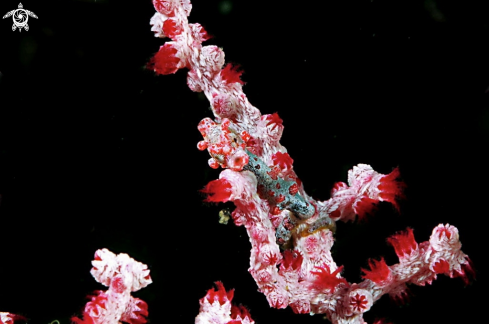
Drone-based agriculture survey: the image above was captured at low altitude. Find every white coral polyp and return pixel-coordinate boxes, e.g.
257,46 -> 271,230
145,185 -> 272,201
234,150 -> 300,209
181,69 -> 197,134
187,69 -> 203,92
426,224 -> 470,277
201,46 -> 225,74
91,248 -> 118,286
150,12 -> 168,38
212,93 -> 237,119
179,0 -> 192,16
429,224 -> 461,252
348,164 -> 383,198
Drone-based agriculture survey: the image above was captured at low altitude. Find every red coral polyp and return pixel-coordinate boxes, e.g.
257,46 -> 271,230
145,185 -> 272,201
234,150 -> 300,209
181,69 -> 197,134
201,178 -> 233,203
71,291 -> 108,324
387,228 -> 418,259
220,64 -> 244,85
163,18 -> 182,40
361,257 -> 391,285
265,112 -> 283,130
354,196 -> 378,221
377,167 -> 405,211
230,305 -> 252,321
281,250 -> 303,271
454,257 -> 476,286
432,259 -> 450,274
204,281 -> 234,306
148,43 -> 180,75
272,152 -> 294,170
122,298 -> 149,324
311,264 -> 347,292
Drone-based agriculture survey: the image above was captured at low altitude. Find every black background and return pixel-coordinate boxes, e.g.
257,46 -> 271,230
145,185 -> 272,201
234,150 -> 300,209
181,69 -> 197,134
0,1 -> 488,324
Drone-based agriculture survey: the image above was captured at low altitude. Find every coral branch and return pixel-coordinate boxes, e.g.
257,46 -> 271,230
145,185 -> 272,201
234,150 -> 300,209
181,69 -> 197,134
71,249 -> 152,324
147,1 -> 472,323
